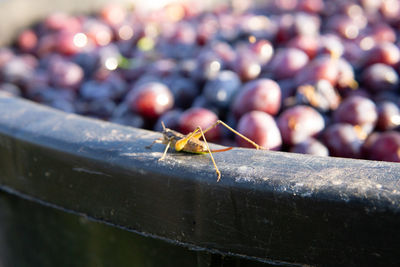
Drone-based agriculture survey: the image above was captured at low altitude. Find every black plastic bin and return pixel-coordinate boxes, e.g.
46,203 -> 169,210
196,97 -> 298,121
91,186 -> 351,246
1,1 -> 400,266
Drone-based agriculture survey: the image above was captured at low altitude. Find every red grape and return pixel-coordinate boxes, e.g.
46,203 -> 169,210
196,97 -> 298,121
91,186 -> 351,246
362,63 -> 399,92
333,95 -> 377,134
322,123 -> 363,159
237,111 -> 282,150
126,82 -> 174,119
287,35 -> 319,59
376,101 -> 400,131
367,131 -> 400,162
179,107 -> 220,141
269,48 -> 309,80
278,105 -> 325,145
295,55 -> 339,86
232,78 -> 281,119
365,42 -> 400,66
17,29 -> 38,52
290,138 -> 329,156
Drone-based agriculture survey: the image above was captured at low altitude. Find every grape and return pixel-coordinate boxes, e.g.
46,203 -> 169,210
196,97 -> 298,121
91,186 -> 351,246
297,0 -> 324,13
361,63 -> 399,92
193,51 -> 223,81
125,82 -> 174,119
211,41 -> 236,66
322,123 -> 363,158
179,107 -> 220,141
294,55 -> 339,86
236,111 -> 282,150
72,51 -> 99,77
100,4 -> 127,26
326,15 -> 360,40
83,18 -> 113,47
287,35 -> 319,59
0,83 -> 22,97
0,56 -> 36,85
333,95 -> 378,134
370,23 -> 396,43
318,34 -> 344,58
56,31 -> 85,55
48,58 -> 84,89
147,59 -> 177,78
277,105 -> 325,145
154,109 -> 183,132
167,76 -> 199,109
111,103 -> 145,128
232,78 -> 281,119
376,101 -> 400,131
0,48 -> 14,68
232,49 -> 261,81
203,70 -> 241,109
44,12 -> 81,33
85,99 -> 116,119
365,42 -> 400,66
249,39 -> 274,65
290,138 -> 329,156
268,48 -> 309,80
367,131 -> 400,162
17,29 -> 38,52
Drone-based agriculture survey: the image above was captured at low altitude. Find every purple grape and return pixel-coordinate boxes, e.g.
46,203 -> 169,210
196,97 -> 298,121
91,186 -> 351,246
365,42 -> 400,67
111,103 -> 145,128
290,138 -> 329,156
237,111 -> 282,150
0,83 -> 22,97
48,58 -> 84,89
294,55 -> 339,86
322,123 -> 363,159
278,105 -> 325,145
376,101 -> 400,131
233,49 -> 261,81
154,109 -> 183,132
179,107 -> 220,141
203,70 -> 241,109
362,63 -> 399,92
232,78 -> 281,119
333,95 -> 378,134
367,131 -> 400,162
268,48 -> 309,80
166,76 -> 199,109
0,56 -> 36,85
125,82 -> 174,119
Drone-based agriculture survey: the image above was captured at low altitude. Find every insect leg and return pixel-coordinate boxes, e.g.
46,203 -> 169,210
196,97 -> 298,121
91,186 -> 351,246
146,138 -> 163,149
192,120 -> 229,140
159,141 -> 171,161
213,120 -> 266,150
175,128 -> 201,151
197,126 -> 221,182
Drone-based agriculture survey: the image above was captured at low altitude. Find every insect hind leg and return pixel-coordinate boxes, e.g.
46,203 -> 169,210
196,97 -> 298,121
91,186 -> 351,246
208,120 -> 266,150
196,126 -> 221,182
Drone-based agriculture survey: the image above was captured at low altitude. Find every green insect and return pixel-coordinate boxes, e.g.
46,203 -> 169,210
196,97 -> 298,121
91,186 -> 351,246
146,120 -> 265,181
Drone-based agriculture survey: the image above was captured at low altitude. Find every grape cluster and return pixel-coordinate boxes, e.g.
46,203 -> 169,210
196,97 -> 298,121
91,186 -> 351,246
1,0 -> 400,162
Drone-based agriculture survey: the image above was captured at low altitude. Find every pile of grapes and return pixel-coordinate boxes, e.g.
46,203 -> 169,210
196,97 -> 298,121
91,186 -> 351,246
1,0 -> 400,162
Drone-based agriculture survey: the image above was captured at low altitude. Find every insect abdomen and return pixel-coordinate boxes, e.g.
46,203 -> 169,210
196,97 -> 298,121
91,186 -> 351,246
182,140 -> 208,154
